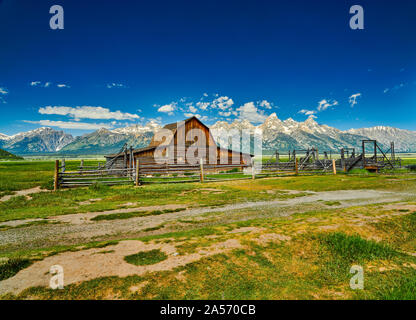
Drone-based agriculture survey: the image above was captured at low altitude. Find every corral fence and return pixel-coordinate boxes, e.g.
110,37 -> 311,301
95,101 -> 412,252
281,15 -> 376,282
54,160 -> 135,189
53,157 -> 345,190
259,158 -> 338,177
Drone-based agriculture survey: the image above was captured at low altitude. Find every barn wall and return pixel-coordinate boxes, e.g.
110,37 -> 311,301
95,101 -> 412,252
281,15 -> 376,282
105,156 -> 128,169
174,118 -> 216,147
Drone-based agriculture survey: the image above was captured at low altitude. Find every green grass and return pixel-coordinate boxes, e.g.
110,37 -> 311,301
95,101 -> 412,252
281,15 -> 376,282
372,212 -> 416,252
91,211 -> 149,221
160,208 -> 187,213
318,232 -> 399,262
314,232 -> 402,286
371,271 -> 416,299
0,159 -> 415,224
4,203 -> 416,300
401,158 -> 416,166
140,226 -> 222,242
143,224 -> 165,232
323,201 -> 341,206
0,170 -> 415,222
90,208 -> 187,221
0,160 -> 101,193
124,249 -> 168,266
0,258 -> 32,281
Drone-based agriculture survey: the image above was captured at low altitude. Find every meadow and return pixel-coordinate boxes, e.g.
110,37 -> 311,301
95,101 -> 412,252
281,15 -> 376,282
1,161 -> 415,222
2,201 -> 416,300
0,158 -> 416,300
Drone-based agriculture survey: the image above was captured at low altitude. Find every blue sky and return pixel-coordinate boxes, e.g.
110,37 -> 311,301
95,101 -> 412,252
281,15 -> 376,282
0,0 -> 415,136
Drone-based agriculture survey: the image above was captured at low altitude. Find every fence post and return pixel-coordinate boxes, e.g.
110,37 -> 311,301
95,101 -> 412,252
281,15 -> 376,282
80,159 -> 84,169
199,158 -> 204,183
332,159 -> 337,175
295,158 -> 299,175
62,159 -> 66,173
54,160 -> 59,191
251,163 -> 255,180
135,159 -> 140,187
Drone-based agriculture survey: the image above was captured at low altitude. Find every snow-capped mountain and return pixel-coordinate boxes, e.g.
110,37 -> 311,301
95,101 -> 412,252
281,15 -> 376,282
211,114 -> 406,152
0,116 -> 414,155
347,126 -> 416,153
112,120 -> 162,135
0,127 -> 74,154
59,123 -> 157,155
0,133 -> 10,141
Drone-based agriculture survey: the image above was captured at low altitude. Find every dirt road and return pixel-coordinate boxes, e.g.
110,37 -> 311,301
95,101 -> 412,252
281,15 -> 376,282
0,189 -> 411,251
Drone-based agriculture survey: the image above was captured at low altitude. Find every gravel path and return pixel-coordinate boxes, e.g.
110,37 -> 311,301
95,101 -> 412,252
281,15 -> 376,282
0,189 -> 410,251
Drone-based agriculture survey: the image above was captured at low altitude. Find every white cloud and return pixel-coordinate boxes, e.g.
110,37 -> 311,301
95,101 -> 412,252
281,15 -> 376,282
348,93 -> 361,107
148,117 -> 162,125
236,102 -> 267,123
57,83 -> 71,88
39,106 -> 140,120
196,101 -> 210,111
203,93 -> 208,97
189,105 -> 197,113
157,103 -> 176,115
259,100 -> 273,109
0,87 -> 8,103
24,120 -> 113,130
383,88 -> 389,94
317,99 -> 338,111
194,95 -> 234,111
212,96 -> 234,110
219,111 -> 231,117
106,83 -> 127,89
297,98 -> 339,118
298,109 -> 317,116
30,81 -> 55,88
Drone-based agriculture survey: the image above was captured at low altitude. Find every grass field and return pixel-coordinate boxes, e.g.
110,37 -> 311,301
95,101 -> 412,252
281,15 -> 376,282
2,203 -> 416,299
1,166 -> 415,222
0,160 -> 102,194
0,159 -> 415,300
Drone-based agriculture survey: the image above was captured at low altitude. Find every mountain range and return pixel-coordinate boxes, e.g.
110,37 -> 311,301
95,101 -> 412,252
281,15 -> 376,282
0,127 -> 74,155
0,114 -> 415,155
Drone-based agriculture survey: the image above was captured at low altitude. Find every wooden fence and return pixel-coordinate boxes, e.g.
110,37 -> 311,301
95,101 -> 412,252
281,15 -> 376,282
54,158 -> 341,190
55,160 -> 134,189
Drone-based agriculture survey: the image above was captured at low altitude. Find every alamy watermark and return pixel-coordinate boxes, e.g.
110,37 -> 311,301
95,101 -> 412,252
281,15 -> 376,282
349,265 -> 364,290
350,5 -> 364,30
49,5 -> 64,30
49,5 -> 364,31
49,265 -> 64,290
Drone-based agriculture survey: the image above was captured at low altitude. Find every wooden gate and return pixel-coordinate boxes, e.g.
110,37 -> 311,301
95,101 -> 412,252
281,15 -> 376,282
54,160 -> 134,189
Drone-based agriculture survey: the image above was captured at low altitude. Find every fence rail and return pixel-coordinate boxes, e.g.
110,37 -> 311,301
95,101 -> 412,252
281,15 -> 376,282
53,156 -> 368,190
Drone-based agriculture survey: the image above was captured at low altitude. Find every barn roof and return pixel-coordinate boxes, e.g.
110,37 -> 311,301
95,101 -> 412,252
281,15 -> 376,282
133,145 -> 156,154
161,116 -> 208,136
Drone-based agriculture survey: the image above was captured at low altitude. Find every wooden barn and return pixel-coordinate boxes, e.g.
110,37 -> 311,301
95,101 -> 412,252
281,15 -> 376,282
105,116 -> 253,169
